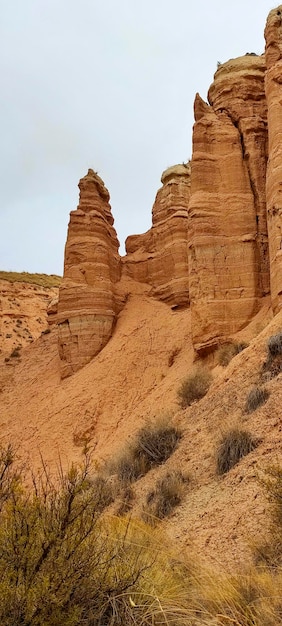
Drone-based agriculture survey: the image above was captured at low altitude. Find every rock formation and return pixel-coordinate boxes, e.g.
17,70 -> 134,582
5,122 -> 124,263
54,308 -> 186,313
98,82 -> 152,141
123,163 -> 191,307
188,55 -> 269,352
57,169 -> 120,378
265,6 -> 282,313
56,6 -> 282,376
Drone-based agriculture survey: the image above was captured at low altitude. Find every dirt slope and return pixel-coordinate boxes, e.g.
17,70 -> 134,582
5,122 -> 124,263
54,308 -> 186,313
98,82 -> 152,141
0,275 -> 59,358
0,286 -> 280,571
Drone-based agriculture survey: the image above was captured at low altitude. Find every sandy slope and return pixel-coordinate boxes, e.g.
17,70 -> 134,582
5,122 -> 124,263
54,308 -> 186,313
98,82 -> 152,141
0,289 -> 281,570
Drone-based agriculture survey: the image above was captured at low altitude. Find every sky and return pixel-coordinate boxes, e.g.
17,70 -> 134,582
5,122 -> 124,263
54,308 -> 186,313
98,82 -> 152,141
0,0 -> 275,275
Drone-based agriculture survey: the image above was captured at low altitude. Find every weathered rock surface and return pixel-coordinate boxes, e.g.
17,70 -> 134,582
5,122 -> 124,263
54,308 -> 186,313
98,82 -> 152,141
57,169 -> 121,378
188,55 -> 269,352
56,7 -> 282,371
265,6 -> 282,313
123,163 -> 191,306
0,278 -> 58,358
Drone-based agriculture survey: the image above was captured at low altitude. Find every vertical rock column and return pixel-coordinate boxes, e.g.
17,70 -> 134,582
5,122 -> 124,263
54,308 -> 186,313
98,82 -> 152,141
265,6 -> 282,313
188,90 -> 262,353
57,169 -> 121,378
124,164 -> 191,306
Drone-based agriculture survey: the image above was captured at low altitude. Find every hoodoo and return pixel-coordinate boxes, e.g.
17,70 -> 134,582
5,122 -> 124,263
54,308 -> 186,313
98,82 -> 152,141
56,169 -> 120,378
55,6 -> 282,376
123,163 -> 191,307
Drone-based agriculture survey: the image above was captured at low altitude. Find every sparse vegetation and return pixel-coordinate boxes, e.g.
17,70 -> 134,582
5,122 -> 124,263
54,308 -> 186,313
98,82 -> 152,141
110,419 -> 182,484
116,485 -> 135,516
0,446 -> 282,624
267,331 -> 282,357
0,445 -> 191,626
217,341 -> 248,367
262,331 -> 282,380
177,366 -> 212,408
244,385 -> 270,414
216,428 -> 259,475
256,465 -> 282,568
142,470 -> 189,525
0,271 -> 61,288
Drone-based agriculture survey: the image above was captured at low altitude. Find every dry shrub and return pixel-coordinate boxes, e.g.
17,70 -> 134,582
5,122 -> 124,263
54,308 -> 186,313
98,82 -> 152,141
244,386 -> 270,414
255,465 -> 282,568
89,473 -> 115,512
177,366 -> 212,408
262,331 -> 282,380
268,332 -> 282,357
0,445 -> 192,626
116,485 -> 135,516
216,428 -> 259,475
217,341 -> 248,367
111,419 -> 182,484
142,470 -> 189,525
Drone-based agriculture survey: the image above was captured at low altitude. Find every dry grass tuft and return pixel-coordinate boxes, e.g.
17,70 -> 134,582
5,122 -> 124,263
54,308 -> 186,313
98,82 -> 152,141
142,470 -> 189,525
217,341 -> 248,367
109,418 -> 182,484
177,366 -> 212,408
255,465 -> 282,568
216,428 -> 259,475
0,271 -> 61,288
262,331 -> 282,380
244,385 -> 270,414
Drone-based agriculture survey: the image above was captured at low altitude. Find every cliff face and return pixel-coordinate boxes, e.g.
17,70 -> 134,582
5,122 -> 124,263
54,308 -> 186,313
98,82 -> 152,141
57,169 -> 121,378
56,6 -> 282,376
188,55 -> 269,352
123,163 -> 191,307
265,6 -> 282,314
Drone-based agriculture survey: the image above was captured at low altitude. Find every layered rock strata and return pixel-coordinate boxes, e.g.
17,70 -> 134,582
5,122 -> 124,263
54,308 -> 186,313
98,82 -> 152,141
123,163 -> 191,307
57,169 -> 121,378
265,6 -> 282,313
188,55 -> 269,352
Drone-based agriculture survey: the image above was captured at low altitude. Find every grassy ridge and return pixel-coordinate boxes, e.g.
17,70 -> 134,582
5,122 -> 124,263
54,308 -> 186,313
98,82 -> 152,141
0,271 -> 61,288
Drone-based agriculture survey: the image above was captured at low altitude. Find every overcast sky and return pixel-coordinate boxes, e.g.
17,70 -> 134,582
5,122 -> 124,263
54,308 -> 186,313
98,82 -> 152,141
0,0 -> 275,275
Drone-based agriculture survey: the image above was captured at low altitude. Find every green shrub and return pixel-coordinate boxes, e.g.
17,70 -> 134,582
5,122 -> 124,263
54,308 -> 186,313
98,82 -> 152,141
110,419 -> 182,484
142,470 -> 189,524
244,386 -> 270,414
177,366 -> 212,408
216,429 -> 259,475
217,342 -> 248,367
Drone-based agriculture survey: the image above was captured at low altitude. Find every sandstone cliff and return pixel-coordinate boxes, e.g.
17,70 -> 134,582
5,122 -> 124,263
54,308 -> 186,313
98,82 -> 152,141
57,169 -> 121,378
265,6 -> 282,314
188,55 -> 269,353
55,6 -> 282,374
123,163 -> 191,307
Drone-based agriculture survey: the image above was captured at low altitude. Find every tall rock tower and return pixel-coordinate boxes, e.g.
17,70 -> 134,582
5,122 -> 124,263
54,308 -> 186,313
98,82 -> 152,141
57,169 -> 121,378
188,54 -> 269,353
265,6 -> 282,313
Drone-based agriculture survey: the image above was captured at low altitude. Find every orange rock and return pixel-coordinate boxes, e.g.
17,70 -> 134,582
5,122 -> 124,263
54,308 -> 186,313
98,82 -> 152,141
189,55 -> 269,352
57,169 -> 121,378
265,6 -> 282,313
123,163 -> 191,307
